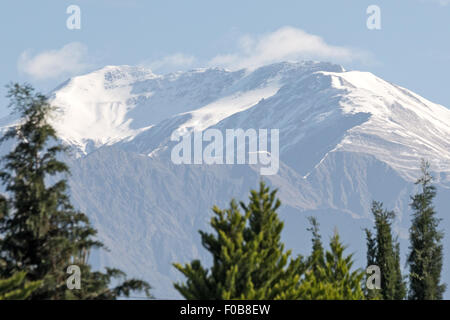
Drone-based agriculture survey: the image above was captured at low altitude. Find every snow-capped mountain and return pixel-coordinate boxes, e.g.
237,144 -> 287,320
50,62 -> 450,180
2,61 -> 450,298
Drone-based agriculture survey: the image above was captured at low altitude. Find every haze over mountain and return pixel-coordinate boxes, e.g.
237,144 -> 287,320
2,61 -> 450,298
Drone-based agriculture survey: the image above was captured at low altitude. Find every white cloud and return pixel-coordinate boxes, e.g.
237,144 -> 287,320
141,53 -> 196,73
208,26 -> 368,70
18,42 -> 90,80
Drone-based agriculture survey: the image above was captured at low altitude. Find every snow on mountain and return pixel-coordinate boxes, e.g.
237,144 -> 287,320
49,65 -> 158,153
210,68 -> 450,182
48,61 -> 344,154
1,61 -> 450,298
329,71 -> 450,180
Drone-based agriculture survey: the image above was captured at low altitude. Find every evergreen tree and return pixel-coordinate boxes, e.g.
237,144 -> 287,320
0,272 -> 41,300
407,160 -> 445,300
365,229 -> 377,268
174,181 -> 304,299
364,201 -> 406,300
393,242 -> 405,299
0,83 -> 150,299
306,216 -> 325,277
300,223 -> 365,300
363,229 -> 381,299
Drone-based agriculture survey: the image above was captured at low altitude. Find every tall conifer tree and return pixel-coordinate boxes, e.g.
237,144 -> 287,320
364,201 -> 405,300
407,160 -> 445,300
364,229 -> 382,299
0,84 -> 150,299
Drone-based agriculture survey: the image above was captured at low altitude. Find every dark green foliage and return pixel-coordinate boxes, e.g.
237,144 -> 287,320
365,229 -> 377,267
174,181 -> 304,299
0,84 -> 150,299
364,229 -> 381,299
407,160 -> 445,300
306,217 -> 325,278
64,267 -> 151,300
364,201 -> 406,300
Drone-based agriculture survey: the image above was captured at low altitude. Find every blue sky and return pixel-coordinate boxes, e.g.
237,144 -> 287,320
1,0 -> 449,117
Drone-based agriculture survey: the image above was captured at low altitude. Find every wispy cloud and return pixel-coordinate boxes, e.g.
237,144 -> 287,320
17,42 -> 91,80
208,26 -> 369,71
21,27 -> 369,80
140,53 -> 196,73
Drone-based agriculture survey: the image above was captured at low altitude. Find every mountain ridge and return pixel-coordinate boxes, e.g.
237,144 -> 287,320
45,61 -> 450,183
1,61 -> 449,298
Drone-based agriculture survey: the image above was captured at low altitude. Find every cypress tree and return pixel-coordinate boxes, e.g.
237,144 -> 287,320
174,181 -> 304,299
364,229 -> 382,299
365,201 -> 406,300
393,242 -> 405,299
0,83 -> 150,299
407,160 -> 445,300
365,229 -> 377,268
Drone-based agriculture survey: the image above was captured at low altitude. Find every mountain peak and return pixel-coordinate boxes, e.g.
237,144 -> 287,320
49,61 -> 450,169
3,61 -> 449,173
